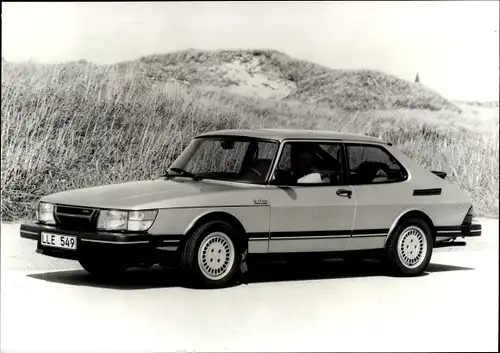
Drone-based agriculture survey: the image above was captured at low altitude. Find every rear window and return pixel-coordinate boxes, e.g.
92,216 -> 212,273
346,144 -> 407,184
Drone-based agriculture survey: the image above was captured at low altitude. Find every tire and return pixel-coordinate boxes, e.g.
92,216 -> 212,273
181,220 -> 243,288
79,257 -> 128,280
384,217 -> 434,276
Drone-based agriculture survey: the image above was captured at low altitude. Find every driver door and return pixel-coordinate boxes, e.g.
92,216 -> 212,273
267,141 -> 356,253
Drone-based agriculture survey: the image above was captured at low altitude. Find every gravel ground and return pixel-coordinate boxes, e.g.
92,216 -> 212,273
1,218 -> 498,352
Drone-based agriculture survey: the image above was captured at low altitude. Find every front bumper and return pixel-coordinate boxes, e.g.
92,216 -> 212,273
20,222 -> 180,265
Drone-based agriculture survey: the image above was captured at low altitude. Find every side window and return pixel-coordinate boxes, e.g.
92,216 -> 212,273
346,144 -> 407,185
274,142 -> 344,185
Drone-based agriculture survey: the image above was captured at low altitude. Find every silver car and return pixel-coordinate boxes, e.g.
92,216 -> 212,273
20,129 -> 482,288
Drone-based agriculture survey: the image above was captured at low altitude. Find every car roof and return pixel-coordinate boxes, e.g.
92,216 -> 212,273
196,128 -> 387,144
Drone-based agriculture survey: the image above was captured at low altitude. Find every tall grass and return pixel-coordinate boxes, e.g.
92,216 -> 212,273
1,61 -> 498,221
1,62 -> 250,220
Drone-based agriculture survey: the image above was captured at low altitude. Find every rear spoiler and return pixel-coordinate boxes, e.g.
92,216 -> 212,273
431,171 -> 447,179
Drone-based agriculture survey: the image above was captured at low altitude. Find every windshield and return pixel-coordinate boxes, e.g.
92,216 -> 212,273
168,137 -> 279,183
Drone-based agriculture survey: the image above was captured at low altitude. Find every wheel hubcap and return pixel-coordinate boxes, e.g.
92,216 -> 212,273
397,226 -> 428,269
198,232 -> 235,280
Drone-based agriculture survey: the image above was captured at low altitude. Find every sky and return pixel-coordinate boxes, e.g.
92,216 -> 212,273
2,1 -> 499,102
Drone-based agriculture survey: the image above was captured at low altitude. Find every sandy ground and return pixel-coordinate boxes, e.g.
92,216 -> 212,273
1,218 -> 498,352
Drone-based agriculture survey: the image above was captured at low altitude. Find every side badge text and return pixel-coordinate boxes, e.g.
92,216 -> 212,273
253,198 -> 269,205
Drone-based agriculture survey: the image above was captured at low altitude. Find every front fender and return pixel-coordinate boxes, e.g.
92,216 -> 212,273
148,205 -> 270,239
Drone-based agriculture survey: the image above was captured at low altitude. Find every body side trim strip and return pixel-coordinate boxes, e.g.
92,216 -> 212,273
269,230 -> 351,238
157,246 -> 178,251
247,228 -> 389,239
352,228 -> 389,235
80,239 -> 150,244
270,235 -> 351,240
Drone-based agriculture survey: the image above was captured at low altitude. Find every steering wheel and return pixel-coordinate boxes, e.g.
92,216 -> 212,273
249,167 -> 262,177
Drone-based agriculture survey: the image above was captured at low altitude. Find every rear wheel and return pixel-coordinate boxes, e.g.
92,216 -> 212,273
385,218 -> 433,276
181,220 -> 242,288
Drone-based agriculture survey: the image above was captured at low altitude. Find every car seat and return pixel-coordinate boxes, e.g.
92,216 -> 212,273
356,161 -> 389,183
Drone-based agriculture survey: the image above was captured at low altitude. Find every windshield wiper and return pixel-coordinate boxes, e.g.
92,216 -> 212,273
163,167 -> 203,181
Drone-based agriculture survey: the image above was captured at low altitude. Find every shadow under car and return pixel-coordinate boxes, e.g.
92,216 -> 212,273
27,258 -> 475,290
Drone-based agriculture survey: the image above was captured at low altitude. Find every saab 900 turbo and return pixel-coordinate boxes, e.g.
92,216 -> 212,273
20,129 -> 481,288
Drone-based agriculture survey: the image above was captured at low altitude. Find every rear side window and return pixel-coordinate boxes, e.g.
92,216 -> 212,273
346,144 -> 407,184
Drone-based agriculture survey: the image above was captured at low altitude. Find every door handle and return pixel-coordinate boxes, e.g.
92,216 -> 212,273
336,189 -> 352,198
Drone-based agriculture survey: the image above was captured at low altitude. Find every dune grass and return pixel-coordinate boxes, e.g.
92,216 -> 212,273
1,60 -> 498,221
1,62 -> 251,220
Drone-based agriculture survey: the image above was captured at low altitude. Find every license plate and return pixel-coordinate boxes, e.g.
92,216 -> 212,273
41,232 -> 77,250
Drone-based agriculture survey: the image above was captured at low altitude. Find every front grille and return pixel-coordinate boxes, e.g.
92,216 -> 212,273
54,205 -> 98,231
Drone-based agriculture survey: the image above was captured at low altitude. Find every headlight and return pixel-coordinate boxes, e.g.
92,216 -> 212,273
128,210 -> 158,231
37,202 -> 55,225
97,209 -> 158,232
97,210 -> 128,231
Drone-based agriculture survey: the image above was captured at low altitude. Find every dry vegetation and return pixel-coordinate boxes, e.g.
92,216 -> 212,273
135,49 -> 460,112
1,49 -> 498,221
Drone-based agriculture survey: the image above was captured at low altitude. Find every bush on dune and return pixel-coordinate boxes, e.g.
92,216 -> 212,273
134,49 -> 460,112
287,69 -> 460,112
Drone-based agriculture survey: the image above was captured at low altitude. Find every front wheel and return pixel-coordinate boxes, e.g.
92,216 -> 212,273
385,218 -> 434,276
181,220 -> 242,288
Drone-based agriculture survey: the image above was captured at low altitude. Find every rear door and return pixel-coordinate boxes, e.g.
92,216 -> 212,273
267,140 -> 356,253
344,142 -> 410,251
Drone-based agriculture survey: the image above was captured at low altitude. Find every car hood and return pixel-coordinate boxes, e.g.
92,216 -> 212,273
41,178 -> 255,209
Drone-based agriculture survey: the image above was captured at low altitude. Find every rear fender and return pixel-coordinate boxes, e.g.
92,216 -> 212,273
384,208 -> 436,247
